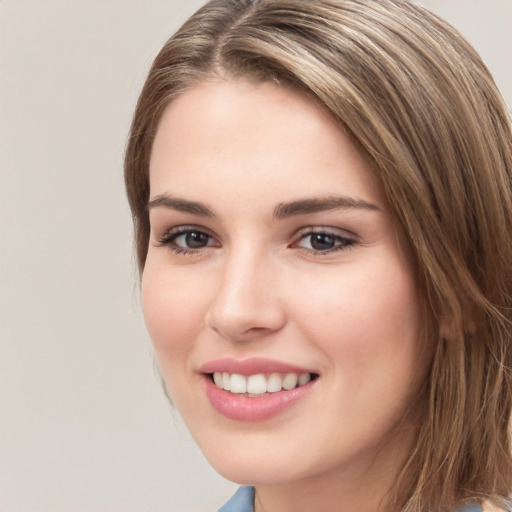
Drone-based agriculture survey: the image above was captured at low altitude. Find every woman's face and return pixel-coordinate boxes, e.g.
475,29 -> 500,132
143,80 -> 431,487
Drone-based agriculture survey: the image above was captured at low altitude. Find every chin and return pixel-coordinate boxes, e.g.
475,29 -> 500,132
210,458 -> 300,487
192,432 -> 298,485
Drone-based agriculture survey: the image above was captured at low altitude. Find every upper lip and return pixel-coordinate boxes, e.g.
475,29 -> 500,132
199,357 -> 315,376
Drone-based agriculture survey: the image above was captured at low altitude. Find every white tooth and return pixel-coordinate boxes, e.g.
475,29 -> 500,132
266,373 -> 282,393
230,374 -> 247,394
247,374 -> 267,394
213,372 -> 223,388
298,373 -> 311,386
282,373 -> 299,390
222,372 -> 231,391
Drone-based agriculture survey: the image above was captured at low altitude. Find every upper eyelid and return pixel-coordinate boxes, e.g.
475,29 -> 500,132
293,225 -> 359,240
156,224 -> 216,239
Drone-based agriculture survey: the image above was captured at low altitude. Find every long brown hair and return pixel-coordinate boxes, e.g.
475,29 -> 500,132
124,1 -> 512,510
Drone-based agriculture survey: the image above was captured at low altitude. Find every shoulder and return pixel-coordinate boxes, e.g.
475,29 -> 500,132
461,502 -> 511,512
481,502 -> 510,512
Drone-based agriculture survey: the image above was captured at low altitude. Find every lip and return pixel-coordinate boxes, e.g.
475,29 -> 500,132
199,357 -> 318,422
199,357 -> 314,376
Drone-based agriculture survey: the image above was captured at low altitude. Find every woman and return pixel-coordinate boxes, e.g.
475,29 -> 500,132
124,0 -> 512,510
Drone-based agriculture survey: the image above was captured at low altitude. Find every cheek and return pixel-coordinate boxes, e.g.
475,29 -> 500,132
293,255 -> 424,387
141,262 -> 209,374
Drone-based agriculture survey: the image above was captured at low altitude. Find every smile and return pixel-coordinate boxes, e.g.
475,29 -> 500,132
211,372 -> 313,396
199,358 -> 319,422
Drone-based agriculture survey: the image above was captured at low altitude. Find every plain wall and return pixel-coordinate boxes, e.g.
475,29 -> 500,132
0,1 -> 510,511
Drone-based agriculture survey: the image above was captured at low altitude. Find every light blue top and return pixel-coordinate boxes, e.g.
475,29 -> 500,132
217,487 -> 485,512
218,486 -> 254,512
218,487 -> 254,512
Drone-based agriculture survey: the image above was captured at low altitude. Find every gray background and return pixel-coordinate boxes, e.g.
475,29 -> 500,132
1,1 -> 510,511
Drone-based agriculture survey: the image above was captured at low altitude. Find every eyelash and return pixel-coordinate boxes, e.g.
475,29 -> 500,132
156,226 -> 357,256
293,229 -> 356,255
157,227 -> 217,256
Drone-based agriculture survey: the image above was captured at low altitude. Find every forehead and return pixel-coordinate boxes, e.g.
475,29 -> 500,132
149,79 -> 383,209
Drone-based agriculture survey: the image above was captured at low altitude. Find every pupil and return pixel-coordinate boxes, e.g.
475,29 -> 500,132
186,232 -> 208,248
311,233 -> 335,251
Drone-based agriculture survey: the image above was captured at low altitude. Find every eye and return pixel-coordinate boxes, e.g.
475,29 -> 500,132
174,231 -> 211,249
294,230 -> 356,254
157,227 -> 218,254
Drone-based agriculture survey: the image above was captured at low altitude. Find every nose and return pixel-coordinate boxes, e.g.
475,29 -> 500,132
205,247 -> 286,342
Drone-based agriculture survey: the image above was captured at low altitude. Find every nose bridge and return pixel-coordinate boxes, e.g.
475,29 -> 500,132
206,241 -> 284,341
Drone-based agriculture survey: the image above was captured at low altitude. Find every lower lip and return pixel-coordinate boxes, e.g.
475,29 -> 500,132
202,375 -> 315,422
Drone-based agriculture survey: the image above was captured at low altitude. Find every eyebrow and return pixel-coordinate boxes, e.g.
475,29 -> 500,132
273,196 -> 380,219
146,194 -> 379,219
147,194 -> 215,217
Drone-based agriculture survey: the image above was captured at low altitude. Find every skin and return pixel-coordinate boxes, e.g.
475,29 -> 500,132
142,79 -> 433,512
